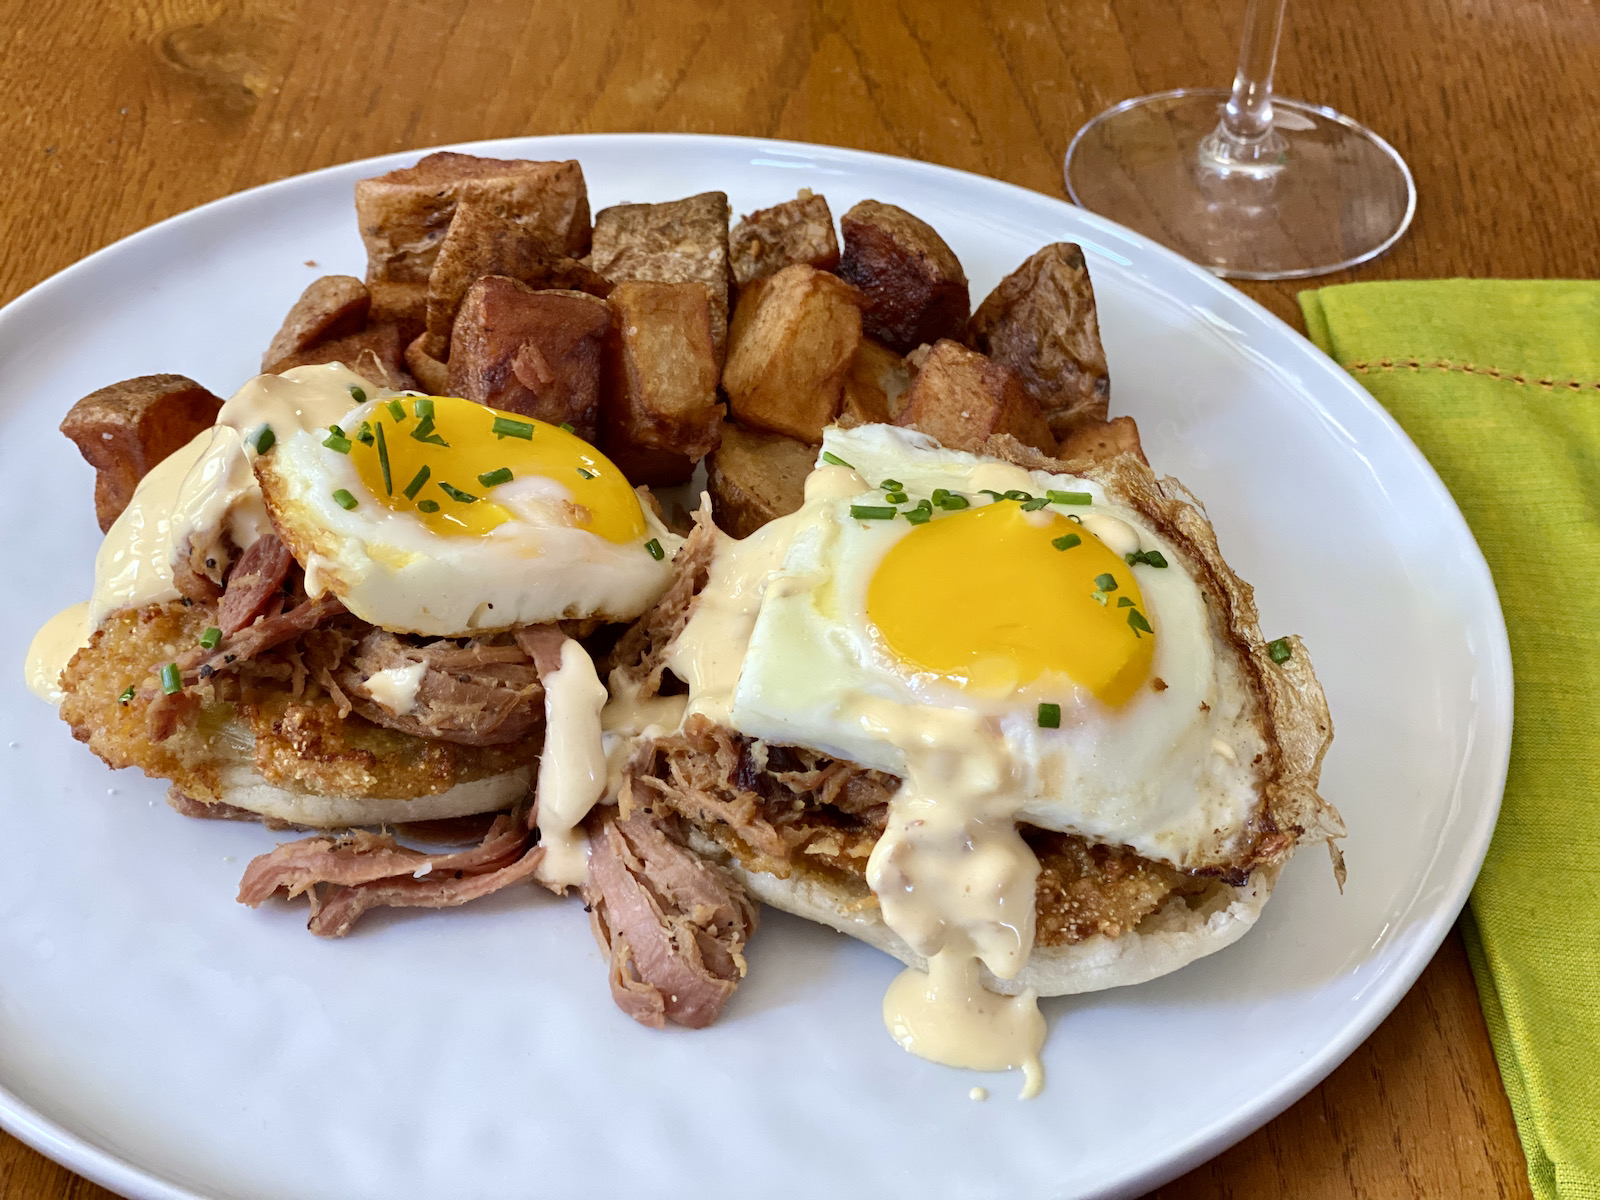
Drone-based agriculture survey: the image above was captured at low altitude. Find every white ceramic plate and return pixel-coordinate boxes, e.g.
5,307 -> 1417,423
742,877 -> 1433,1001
0,135 -> 1510,1200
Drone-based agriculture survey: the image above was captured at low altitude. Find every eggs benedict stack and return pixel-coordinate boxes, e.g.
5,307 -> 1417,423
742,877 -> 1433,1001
600,423 -> 1343,1093
52,363 -> 678,908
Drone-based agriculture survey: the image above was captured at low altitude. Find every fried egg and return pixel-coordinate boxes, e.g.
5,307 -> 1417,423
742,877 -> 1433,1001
674,423 -> 1266,873
255,384 -> 680,635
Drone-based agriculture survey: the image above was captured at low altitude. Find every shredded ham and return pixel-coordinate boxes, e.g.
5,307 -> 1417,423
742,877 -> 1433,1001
237,806 -> 543,936
218,534 -> 294,635
582,807 -> 757,1029
334,629 -> 545,746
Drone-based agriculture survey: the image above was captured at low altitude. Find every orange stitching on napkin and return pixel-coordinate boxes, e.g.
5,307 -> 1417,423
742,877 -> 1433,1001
1343,358 -> 1600,392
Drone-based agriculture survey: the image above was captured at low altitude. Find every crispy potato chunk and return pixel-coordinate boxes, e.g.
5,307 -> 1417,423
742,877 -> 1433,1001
368,279 -> 429,345
424,200 -> 612,359
1055,414 -> 1146,466
894,339 -> 1055,454
706,423 -> 816,537
61,374 -> 223,532
447,275 -> 612,441
722,265 -> 863,444
840,337 -> 911,425
600,281 -> 722,486
729,190 -> 839,287
356,152 -> 591,284
260,275 -> 370,371
266,324 -> 414,391
970,242 -> 1110,438
836,200 -> 969,354
587,192 -> 732,364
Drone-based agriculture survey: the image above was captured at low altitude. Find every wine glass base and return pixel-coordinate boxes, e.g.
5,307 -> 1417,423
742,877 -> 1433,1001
1064,89 -> 1416,280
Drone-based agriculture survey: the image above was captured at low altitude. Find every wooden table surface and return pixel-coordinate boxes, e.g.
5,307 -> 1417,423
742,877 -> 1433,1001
4,0 -> 1596,1196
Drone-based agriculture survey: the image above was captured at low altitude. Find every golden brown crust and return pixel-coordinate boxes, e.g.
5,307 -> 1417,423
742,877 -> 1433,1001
261,276 -> 371,371
704,422 -> 814,538
729,191 -> 839,287
59,602 -> 539,804
894,339 -> 1056,455
837,200 -> 969,354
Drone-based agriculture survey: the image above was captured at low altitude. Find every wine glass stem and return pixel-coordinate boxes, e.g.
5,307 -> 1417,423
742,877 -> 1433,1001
1221,0 -> 1288,144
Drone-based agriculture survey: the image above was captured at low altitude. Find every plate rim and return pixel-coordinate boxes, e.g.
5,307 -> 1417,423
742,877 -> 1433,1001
0,131 -> 1514,1200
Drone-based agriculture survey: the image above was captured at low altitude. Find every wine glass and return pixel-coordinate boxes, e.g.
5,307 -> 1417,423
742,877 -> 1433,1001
1063,0 -> 1415,280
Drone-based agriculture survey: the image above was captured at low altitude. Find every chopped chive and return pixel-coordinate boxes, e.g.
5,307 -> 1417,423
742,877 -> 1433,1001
559,422 -> 576,434
349,385 -> 367,403
386,399 -> 406,422
1020,496 -> 1050,511
492,416 -> 536,440
880,479 -> 903,490
1047,490 -> 1092,505
1127,549 -> 1169,569
645,538 -> 665,561
403,465 -> 430,500
412,396 -> 434,420
198,626 -> 222,650
902,499 -> 933,525
821,451 -> 853,468
329,424 -> 346,438
1003,489 -> 1032,501
477,466 -> 513,488
1267,637 -> 1292,664
159,662 -> 181,695
978,489 -> 1005,501
1067,513 -> 1083,524
375,422 -> 392,494
1037,702 -> 1061,729
356,421 -> 374,446
577,468 -> 595,480
416,499 -> 440,513
850,504 -> 896,520
438,481 -> 478,504
936,492 -> 970,511
410,414 -> 448,446
884,491 -> 909,505
247,424 -> 275,454
1117,596 -> 1134,608
322,432 -> 352,453
1091,590 -> 1109,606
117,684 -> 134,705
1128,609 -> 1154,637
1052,533 -> 1081,550
332,488 -> 359,510
1094,573 -> 1118,592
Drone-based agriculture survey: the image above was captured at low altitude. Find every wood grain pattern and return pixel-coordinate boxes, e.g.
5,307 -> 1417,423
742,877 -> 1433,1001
4,0 -> 1589,1195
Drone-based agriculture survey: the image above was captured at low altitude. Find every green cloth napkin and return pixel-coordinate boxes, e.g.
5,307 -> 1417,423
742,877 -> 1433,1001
1301,281 -> 1600,1200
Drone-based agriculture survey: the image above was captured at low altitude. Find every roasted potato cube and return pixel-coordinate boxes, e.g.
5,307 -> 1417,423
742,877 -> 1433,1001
61,375 -> 223,532
368,279 -> 429,345
840,337 -> 911,425
261,275 -> 370,370
600,281 -> 722,485
424,201 -> 612,359
722,265 -> 862,444
356,152 -> 591,284
1055,415 -> 1146,466
969,242 -> 1110,438
266,323 -> 415,391
587,192 -> 731,364
894,339 -> 1055,455
447,276 -> 612,441
729,190 -> 839,287
836,200 -> 969,354
706,423 -> 816,538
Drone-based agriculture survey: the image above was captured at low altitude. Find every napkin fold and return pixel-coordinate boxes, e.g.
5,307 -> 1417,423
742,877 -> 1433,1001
1301,281 -> 1600,1200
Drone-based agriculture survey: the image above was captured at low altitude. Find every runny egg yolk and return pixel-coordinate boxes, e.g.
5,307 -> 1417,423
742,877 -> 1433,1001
349,396 -> 645,544
865,501 -> 1155,708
